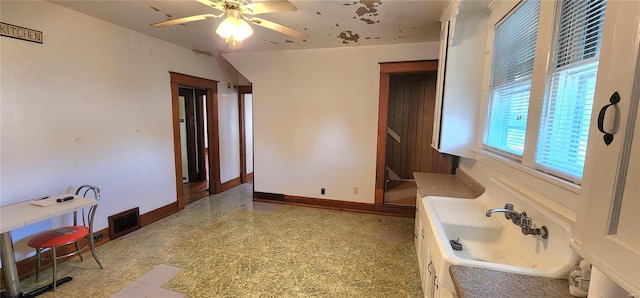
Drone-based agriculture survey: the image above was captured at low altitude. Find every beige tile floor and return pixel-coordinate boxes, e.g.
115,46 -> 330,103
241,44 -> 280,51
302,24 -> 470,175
19,183 -> 423,297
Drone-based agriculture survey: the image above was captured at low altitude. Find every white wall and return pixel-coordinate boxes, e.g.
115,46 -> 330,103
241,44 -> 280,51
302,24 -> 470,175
224,42 -> 439,203
245,94 -> 254,174
0,0 -> 241,260
218,90 -> 240,183
458,156 -> 580,222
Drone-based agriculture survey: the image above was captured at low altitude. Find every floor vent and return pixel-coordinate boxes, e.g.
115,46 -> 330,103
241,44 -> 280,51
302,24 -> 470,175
108,207 -> 141,240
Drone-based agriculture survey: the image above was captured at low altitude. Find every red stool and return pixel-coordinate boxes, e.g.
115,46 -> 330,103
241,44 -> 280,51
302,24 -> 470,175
27,185 -> 104,291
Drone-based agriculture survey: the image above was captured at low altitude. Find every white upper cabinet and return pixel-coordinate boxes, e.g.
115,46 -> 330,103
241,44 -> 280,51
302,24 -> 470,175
574,0 -> 640,295
432,0 -> 491,159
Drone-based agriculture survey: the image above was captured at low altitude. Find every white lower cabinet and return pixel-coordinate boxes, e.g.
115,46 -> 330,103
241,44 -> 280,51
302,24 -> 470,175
415,193 -> 454,298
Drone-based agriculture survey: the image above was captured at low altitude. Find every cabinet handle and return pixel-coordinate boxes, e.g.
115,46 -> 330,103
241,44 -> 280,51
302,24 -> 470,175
434,275 -> 439,290
427,260 -> 433,275
421,229 -> 425,238
597,91 -> 620,145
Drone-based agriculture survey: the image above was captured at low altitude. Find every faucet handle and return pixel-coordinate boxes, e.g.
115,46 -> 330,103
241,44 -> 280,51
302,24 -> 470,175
503,203 -> 514,220
521,215 -> 532,227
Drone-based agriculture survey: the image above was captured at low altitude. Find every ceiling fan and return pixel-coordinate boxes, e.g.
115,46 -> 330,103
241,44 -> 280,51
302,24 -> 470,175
150,0 -> 309,49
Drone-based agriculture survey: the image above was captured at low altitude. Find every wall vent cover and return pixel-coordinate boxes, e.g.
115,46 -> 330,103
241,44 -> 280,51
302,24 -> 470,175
108,207 -> 141,240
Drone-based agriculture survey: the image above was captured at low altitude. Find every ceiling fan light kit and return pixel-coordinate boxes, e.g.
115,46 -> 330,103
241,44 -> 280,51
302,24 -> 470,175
150,0 -> 308,50
216,9 -> 253,47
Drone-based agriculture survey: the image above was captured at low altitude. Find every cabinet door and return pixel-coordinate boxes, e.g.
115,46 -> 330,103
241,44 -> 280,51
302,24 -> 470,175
432,7 -> 489,158
432,20 -> 450,151
578,1 -> 640,294
424,254 -> 434,297
415,191 -> 422,249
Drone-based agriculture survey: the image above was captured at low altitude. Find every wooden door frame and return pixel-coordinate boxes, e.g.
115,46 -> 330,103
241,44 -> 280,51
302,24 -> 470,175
170,72 -> 220,210
238,85 -> 252,183
374,60 -> 439,205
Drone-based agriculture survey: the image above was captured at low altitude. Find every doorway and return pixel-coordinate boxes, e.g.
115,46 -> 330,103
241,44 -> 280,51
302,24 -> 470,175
375,61 -> 454,207
170,72 -> 220,210
238,86 -> 254,184
179,87 -> 209,203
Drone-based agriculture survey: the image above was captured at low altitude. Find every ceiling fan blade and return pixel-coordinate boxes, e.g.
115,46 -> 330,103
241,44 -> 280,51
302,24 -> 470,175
194,0 -> 226,12
242,1 -> 297,15
250,17 -> 308,40
150,14 -> 217,28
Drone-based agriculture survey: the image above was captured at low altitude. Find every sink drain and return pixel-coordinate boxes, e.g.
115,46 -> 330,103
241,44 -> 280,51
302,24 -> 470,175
450,238 -> 463,251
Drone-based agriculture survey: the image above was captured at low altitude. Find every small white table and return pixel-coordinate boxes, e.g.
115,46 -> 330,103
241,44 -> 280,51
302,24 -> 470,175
0,195 -> 98,298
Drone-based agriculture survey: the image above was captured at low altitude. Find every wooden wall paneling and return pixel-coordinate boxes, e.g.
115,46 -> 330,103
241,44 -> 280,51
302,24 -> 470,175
422,73 -> 436,172
399,77 -> 409,178
407,75 -> 421,178
415,75 -> 427,173
387,73 -> 450,178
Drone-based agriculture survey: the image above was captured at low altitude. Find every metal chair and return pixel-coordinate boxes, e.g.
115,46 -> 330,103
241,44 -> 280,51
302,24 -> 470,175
27,185 -> 104,291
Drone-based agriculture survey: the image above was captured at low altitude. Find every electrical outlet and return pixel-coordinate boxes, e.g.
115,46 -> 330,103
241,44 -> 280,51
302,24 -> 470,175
353,187 -> 358,194
93,233 -> 103,242
321,188 -> 326,195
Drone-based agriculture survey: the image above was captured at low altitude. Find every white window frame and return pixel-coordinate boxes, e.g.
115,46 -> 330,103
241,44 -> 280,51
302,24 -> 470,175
476,0 -> 587,192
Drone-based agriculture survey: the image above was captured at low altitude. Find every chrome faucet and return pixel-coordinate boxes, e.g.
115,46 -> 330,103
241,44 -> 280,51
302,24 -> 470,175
486,203 -> 549,239
486,203 -> 522,225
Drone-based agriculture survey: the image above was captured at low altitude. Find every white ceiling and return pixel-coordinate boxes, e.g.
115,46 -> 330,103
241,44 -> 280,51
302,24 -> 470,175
52,0 -> 447,55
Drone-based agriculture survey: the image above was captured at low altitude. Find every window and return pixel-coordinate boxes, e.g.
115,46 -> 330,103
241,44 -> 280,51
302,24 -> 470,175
484,0 -> 540,157
483,0 -> 607,184
535,0 -> 606,183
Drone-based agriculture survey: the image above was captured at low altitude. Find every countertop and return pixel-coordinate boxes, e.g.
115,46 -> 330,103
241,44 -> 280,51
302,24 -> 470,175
413,171 -> 483,199
449,265 -> 574,298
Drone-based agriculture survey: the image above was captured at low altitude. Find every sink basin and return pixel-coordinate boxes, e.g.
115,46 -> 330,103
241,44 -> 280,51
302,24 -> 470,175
422,179 -> 579,294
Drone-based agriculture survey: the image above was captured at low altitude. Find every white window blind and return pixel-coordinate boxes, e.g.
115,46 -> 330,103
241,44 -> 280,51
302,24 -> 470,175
535,0 -> 606,183
484,0 -> 541,157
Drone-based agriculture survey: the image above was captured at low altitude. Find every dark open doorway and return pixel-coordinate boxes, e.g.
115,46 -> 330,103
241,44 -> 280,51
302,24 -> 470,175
170,72 -> 220,210
375,61 -> 455,208
179,87 -> 209,203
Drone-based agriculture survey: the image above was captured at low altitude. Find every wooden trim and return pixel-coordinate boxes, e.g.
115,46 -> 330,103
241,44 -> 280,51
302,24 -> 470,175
169,81 -> 184,209
253,191 -> 285,201
246,172 -> 254,183
375,60 -> 439,205
375,72 -> 391,205
207,85 -> 221,194
238,85 -> 252,94
252,192 -> 414,217
169,72 -> 219,206
1,201 -> 181,287
219,177 -> 242,192
278,195 -> 415,217
379,60 -> 438,74
140,202 -> 179,226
